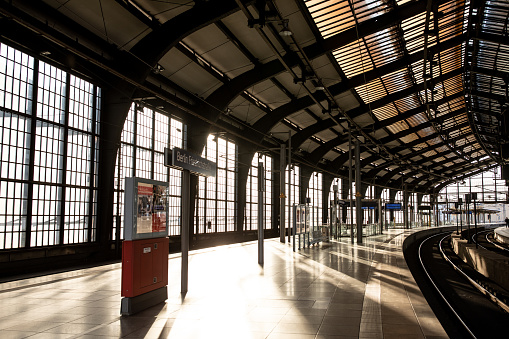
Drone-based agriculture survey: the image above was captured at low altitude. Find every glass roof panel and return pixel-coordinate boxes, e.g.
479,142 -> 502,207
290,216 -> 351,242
306,0 -> 355,38
422,150 -> 437,158
399,133 -> 419,144
438,46 -> 463,74
363,27 -> 402,67
438,15 -> 466,41
406,113 -> 428,127
393,95 -> 421,113
333,39 -> 373,78
409,60 -> 425,85
355,78 -> 387,104
350,0 -> 388,24
401,12 -> 427,54
386,120 -> 407,134
372,104 -> 398,121
303,0 -> 504,183
380,69 -> 413,95
417,126 -> 435,139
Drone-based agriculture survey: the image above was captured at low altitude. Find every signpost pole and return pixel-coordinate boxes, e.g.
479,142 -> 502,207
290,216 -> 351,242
181,169 -> 190,295
166,147 -> 217,296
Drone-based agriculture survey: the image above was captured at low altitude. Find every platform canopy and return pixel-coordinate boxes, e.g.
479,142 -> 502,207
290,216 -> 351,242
2,0 -> 507,193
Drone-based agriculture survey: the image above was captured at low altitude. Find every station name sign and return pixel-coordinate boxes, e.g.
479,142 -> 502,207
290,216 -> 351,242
164,147 -> 216,177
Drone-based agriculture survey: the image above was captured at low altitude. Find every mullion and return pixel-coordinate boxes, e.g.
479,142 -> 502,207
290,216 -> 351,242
151,109 -> 155,180
132,104 -> 138,176
59,72 -> 70,245
88,84 -> 97,243
24,59 -> 39,248
214,141 -> 218,233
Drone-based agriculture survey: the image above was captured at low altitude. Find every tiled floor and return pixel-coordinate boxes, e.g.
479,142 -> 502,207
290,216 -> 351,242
0,228 -> 448,338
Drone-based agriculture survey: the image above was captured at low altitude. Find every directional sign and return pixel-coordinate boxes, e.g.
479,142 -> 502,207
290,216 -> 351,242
164,147 -> 216,177
385,203 -> 402,210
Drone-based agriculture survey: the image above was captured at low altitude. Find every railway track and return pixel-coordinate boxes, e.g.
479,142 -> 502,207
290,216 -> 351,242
405,231 -> 509,339
472,229 -> 509,254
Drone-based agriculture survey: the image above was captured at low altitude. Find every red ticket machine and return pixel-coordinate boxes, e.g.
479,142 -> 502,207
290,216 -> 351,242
121,178 -> 169,315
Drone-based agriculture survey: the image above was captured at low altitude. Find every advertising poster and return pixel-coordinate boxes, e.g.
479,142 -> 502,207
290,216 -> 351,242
152,184 -> 167,233
136,182 -> 167,235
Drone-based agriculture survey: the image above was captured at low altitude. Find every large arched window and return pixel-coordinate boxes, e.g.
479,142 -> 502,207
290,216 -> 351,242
307,172 -> 323,220
393,191 -> 404,226
438,168 -> 509,222
328,178 -> 342,212
196,135 -> 237,233
245,153 -> 273,230
0,43 -> 101,249
364,185 -> 374,199
113,103 -> 184,238
285,165 -> 300,231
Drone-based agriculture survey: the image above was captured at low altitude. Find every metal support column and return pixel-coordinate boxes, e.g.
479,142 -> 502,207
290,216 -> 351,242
473,194 -> 478,249
258,162 -> 265,265
404,184 -> 409,229
466,193 -> 471,243
348,125 -> 354,244
280,144 -> 286,243
436,193 -> 440,227
355,139 -> 362,244
455,202 -> 459,234
181,169 -> 190,295
459,197 -> 463,237
288,131 -> 292,244
333,184 -> 339,239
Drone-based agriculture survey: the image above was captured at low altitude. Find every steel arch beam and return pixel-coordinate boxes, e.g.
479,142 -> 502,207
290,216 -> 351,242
130,0 -> 252,68
290,119 -> 337,149
254,68 -> 462,141
303,93 -> 466,166
206,0 -> 450,111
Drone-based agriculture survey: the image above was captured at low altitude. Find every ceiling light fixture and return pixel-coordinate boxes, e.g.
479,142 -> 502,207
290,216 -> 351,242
153,64 -> 165,74
279,19 -> 292,36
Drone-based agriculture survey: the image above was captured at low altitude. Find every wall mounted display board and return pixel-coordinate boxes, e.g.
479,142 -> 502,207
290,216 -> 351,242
124,178 -> 169,241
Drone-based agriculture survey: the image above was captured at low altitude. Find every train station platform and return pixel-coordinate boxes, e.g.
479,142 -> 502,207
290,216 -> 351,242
494,226 -> 509,245
0,228 -> 448,339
